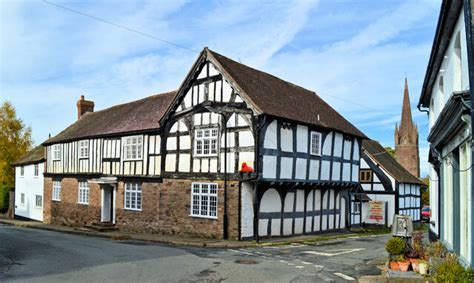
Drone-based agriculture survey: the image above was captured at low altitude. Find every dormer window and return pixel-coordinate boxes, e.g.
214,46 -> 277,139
194,128 -> 218,156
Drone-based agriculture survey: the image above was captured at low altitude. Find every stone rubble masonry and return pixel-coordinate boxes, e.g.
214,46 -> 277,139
44,177 -> 240,240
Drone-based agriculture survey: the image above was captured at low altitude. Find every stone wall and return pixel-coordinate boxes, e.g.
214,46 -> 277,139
44,177 -> 100,226
44,177 -> 240,240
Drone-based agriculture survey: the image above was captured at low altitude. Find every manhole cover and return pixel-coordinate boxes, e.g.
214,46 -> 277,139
235,259 -> 258,265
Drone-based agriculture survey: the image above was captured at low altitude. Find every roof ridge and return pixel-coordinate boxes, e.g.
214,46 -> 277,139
89,90 -> 177,116
207,49 -> 316,95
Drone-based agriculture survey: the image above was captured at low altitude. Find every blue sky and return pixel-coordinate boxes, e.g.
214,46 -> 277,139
0,0 -> 441,176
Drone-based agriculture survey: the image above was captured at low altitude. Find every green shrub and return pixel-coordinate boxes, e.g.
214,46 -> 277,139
0,184 -> 10,213
433,253 -> 474,283
385,237 -> 406,255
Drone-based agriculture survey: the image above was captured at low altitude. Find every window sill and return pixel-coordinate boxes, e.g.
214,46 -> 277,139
189,214 -> 218,220
123,208 -> 142,212
123,158 -> 143,161
52,199 -> 61,202
193,155 -> 219,158
77,202 -> 89,205
309,153 -> 322,157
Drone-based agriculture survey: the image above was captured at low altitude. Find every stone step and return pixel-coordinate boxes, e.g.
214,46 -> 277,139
85,223 -> 119,232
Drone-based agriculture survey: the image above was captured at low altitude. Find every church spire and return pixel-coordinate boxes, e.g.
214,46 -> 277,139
394,77 -> 420,178
400,77 -> 413,131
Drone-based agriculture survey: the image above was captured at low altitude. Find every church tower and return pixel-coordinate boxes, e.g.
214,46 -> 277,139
394,78 -> 420,178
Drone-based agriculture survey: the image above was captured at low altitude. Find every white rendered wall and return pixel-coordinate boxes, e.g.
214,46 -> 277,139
429,8 -> 469,128
14,163 -> 44,221
241,182 -> 254,239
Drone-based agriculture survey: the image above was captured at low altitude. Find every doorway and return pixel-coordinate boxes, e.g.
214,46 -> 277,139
101,185 -> 115,223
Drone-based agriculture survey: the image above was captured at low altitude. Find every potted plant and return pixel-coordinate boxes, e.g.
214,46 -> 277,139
385,237 -> 406,270
418,260 -> 428,275
398,257 -> 411,272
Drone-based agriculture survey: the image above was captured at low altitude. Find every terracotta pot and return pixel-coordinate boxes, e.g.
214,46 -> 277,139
389,261 -> 400,270
411,260 -> 420,273
399,261 -> 411,272
409,258 -> 419,263
419,262 -> 428,275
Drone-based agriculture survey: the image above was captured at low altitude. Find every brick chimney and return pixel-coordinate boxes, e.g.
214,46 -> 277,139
77,95 -> 94,120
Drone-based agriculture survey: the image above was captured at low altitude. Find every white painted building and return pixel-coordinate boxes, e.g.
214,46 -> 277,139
417,0 -> 474,267
13,146 -> 45,221
351,140 -> 424,227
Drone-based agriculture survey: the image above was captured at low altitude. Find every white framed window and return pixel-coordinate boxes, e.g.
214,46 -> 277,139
34,164 -> 39,177
20,193 -> 25,206
20,166 -> 24,177
53,144 -> 61,160
52,181 -> 61,201
124,136 -> 143,160
78,181 -> 89,204
124,183 -> 142,211
310,131 -> 322,156
194,128 -> 218,156
354,202 -> 361,213
79,140 -> 89,158
35,195 -> 43,208
190,182 -> 218,219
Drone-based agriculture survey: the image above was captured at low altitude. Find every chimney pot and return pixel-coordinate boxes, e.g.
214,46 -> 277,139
77,95 -> 94,120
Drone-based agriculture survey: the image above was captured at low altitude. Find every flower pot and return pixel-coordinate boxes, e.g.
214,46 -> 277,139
399,261 -> 411,272
419,262 -> 428,275
389,261 -> 400,270
411,259 -> 420,273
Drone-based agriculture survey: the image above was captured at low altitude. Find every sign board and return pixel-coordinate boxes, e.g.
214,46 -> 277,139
368,201 -> 385,222
391,214 -> 414,237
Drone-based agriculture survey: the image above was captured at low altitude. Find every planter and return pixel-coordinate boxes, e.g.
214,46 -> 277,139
399,261 -> 411,272
410,259 -> 420,273
389,261 -> 400,270
419,262 -> 428,275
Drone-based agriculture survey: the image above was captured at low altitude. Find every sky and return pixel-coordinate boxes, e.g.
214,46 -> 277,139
0,0 -> 441,176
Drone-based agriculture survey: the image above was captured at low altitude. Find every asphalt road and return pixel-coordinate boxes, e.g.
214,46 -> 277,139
0,224 -> 388,282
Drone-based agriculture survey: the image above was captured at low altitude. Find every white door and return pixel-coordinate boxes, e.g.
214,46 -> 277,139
101,186 -> 112,222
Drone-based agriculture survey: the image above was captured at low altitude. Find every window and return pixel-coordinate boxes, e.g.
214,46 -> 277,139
354,202 -> 361,213
35,195 -> 42,208
34,164 -> 39,177
360,170 -> 372,183
78,181 -> 89,204
194,128 -> 218,156
20,193 -> 25,205
191,183 -> 218,218
124,183 -> 142,211
79,140 -> 89,158
20,166 -> 24,177
124,136 -> 143,160
52,181 -> 61,201
53,145 -> 61,160
310,131 -> 322,156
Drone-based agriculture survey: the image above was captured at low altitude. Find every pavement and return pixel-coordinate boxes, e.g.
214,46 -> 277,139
1,223 -> 391,282
0,217 -> 386,248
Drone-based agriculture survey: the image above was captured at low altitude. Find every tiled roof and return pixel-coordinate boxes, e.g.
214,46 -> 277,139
362,140 -> 424,185
12,145 -> 45,166
208,49 -> 366,138
44,91 -> 176,145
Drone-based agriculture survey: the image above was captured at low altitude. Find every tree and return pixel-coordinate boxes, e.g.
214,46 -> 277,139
385,146 -> 395,157
421,175 -> 430,205
0,101 -> 33,189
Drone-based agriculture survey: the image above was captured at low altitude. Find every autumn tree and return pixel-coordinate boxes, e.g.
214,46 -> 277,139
0,101 -> 33,189
384,146 -> 395,157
